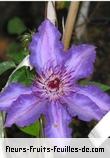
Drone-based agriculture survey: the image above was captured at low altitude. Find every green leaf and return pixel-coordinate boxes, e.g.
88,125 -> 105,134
7,42 -> 29,64
89,81 -> 110,91
0,61 -> 16,75
10,67 -> 34,85
7,17 -> 26,35
19,121 -> 40,137
80,80 -> 110,91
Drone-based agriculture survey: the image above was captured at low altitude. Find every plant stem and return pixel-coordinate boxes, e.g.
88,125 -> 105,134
0,112 -> 5,138
75,1 -> 90,39
39,117 -> 44,138
62,1 -> 80,50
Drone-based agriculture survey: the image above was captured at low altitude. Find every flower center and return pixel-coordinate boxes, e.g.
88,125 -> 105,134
47,78 -> 60,90
34,66 -> 74,100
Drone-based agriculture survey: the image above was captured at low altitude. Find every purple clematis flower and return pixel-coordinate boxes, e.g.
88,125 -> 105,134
0,19 -> 110,138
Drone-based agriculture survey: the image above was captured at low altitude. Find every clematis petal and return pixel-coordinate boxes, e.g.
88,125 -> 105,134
63,92 -> 105,122
5,94 -> 47,127
65,44 -> 96,80
29,19 -> 65,73
44,101 -> 72,138
0,83 -> 32,111
77,85 -> 110,112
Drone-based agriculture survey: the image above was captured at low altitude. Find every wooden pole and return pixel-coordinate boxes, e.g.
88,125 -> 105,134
62,1 -> 80,50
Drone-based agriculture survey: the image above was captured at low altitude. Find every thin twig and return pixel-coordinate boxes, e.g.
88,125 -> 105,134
62,1 -> 80,50
76,2 -> 100,28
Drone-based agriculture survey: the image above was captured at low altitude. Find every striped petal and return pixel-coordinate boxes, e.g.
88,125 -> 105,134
44,101 -> 72,138
29,19 -> 65,73
5,94 -> 47,127
0,83 -> 32,111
